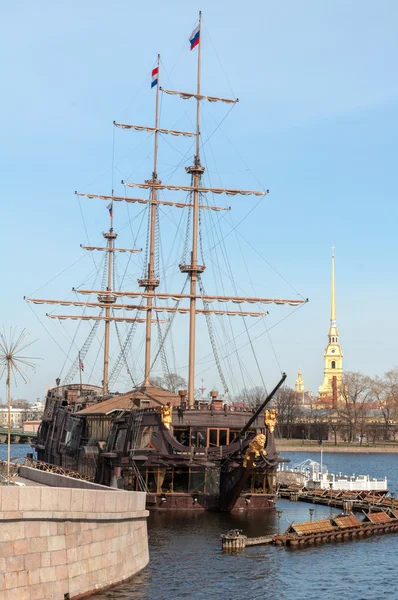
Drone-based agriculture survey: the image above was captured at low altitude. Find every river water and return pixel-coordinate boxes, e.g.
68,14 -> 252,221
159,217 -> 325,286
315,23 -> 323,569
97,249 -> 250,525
88,452 -> 398,600
0,444 -> 33,463
2,446 -> 397,599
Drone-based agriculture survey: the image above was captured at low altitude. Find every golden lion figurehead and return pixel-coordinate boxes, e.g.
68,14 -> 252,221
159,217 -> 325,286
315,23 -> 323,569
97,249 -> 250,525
243,433 -> 267,467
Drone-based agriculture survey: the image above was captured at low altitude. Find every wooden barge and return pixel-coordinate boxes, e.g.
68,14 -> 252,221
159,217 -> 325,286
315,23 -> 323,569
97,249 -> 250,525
222,508 -> 398,550
274,509 -> 398,547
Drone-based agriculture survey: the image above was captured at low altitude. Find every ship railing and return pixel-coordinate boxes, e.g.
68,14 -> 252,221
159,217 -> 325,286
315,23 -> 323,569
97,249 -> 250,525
24,458 -> 95,482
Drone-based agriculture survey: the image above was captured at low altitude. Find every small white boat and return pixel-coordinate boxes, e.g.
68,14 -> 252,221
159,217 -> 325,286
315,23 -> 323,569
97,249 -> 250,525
278,458 -> 388,491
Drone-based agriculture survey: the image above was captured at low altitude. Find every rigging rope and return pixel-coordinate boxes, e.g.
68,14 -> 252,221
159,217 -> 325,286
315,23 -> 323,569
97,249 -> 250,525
197,275 -> 229,394
62,253 -> 109,384
111,257 -> 136,388
156,313 -> 172,385
200,138 -> 247,397
62,314 -> 104,385
155,204 -> 160,278
180,194 -> 192,265
108,254 -> 139,388
142,201 -> 151,279
150,278 -> 188,373
87,330 -> 104,385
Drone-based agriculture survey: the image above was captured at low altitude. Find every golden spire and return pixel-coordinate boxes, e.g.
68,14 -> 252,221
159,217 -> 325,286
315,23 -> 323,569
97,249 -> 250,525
328,245 -> 338,342
295,369 -> 304,393
319,245 -> 343,399
330,245 -> 336,327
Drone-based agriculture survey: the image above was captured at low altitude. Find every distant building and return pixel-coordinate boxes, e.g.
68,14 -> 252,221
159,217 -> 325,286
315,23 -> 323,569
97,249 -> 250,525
23,421 -> 41,433
318,247 -> 343,405
0,407 -> 25,428
294,370 -> 313,408
0,399 -> 45,429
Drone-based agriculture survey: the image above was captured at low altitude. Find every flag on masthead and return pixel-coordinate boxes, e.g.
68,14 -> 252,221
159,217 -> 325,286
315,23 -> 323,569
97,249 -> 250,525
79,358 -> 84,372
106,202 -> 113,217
189,24 -> 200,50
151,66 -> 159,88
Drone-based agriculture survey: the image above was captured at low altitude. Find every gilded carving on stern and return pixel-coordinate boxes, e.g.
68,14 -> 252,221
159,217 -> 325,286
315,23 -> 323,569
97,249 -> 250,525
160,404 -> 173,430
265,409 -> 278,433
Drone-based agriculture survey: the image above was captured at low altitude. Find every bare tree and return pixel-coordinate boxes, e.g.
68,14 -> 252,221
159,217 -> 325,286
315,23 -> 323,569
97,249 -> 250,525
365,420 -> 380,445
370,368 -> 398,441
272,386 -> 302,439
339,371 -> 371,443
237,386 -> 268,409
327,412 -> 342,445
150,373 -> 187,393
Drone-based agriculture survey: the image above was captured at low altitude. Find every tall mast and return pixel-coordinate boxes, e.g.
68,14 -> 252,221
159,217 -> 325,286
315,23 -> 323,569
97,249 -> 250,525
195,12 -> 202,160
143,54 -> 161,386
183,11 -> 204,406
26,17 -> 307,396
102,203 -> 117,394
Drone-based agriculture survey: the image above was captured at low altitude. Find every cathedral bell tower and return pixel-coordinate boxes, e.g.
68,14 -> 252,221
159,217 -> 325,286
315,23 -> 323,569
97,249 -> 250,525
318,247 -> 343,400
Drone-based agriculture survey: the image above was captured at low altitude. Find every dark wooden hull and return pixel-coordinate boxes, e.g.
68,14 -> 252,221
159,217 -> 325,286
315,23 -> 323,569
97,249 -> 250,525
146,492 -> 276,511
35,384 -> 281,513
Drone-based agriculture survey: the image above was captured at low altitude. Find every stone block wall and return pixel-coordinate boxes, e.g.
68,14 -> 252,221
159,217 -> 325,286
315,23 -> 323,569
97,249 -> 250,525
0,486 -> 149,600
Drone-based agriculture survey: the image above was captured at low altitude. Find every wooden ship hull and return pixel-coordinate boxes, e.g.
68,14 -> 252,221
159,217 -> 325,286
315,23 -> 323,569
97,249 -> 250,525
34,381 -> 282,512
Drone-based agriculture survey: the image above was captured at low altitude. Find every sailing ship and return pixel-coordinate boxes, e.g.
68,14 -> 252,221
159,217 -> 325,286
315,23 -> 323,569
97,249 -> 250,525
27,13 -> 307,511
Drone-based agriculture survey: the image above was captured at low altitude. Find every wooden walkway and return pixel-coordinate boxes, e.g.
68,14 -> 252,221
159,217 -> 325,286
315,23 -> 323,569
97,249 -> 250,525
245,535 -> 274,547
278,487 -> 393,513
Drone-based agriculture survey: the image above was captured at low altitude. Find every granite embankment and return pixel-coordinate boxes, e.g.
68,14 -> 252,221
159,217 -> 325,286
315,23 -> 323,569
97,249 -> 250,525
0,475 -> 149,600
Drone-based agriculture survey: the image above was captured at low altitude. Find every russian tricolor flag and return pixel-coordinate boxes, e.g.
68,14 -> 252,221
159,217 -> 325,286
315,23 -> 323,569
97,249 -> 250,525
189,24 -> 200,51
151,67 -> 159,88
107,202 -> 113,217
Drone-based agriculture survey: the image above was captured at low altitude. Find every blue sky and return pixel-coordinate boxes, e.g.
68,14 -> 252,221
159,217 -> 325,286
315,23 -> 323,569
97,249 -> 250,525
2,1 -> 398,402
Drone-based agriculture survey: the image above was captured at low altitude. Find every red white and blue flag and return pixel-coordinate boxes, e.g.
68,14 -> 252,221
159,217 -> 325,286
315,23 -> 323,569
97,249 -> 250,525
107,202 -> 113,217
151,67 -> 159,88
189,24 -> 200,51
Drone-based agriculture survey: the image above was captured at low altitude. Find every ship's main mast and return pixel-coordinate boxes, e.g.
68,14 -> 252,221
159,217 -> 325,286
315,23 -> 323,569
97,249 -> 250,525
102,219 -> 116,394
183,11 -> 205,405
142,54 -> 161,386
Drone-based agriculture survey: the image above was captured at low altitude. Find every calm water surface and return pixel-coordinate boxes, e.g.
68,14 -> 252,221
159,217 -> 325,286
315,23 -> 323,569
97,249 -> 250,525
86,452 -> 398,600
0,443 -> 33,462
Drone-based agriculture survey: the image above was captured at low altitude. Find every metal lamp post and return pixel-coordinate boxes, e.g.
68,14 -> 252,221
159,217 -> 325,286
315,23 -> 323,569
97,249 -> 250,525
329,482 -> 333,518
0,329 -> 38,485
277,509 -> 283,535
